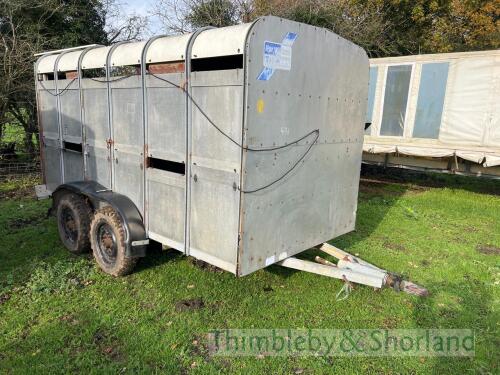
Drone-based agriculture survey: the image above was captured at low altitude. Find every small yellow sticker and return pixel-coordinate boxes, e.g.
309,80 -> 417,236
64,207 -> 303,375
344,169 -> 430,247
257,98 -> 265,113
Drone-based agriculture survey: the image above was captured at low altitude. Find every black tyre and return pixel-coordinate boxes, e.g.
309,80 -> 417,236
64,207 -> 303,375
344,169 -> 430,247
90,206 -> 137,276
56,193 -> 92,254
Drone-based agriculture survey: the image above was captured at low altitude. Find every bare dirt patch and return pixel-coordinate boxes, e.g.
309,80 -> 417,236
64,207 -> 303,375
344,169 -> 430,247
361,164 -> 500,196
0,293 -> 11,305
101,345 -> 123,361
359,182 -> 400,197
463,226 -> 478,233
93,329 -> 124,362
382,316 -> 398,329
190,258 -> 224,273
0,186 -> 36,200
190,335 -> 211,361
384,242 -> 407,252
360,178 -> 428,197
0,175 -> 40,200
175,298 -> 205,312
476,244 -> 500,255
8,213 -> 46,230
59,314 -> 79,326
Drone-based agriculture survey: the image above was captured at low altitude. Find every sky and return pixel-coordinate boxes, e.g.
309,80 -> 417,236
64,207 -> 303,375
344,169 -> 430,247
122,0 -> 164,35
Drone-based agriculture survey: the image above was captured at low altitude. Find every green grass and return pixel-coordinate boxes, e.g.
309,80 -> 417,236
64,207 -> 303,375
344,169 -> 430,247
0,172 -> 499,373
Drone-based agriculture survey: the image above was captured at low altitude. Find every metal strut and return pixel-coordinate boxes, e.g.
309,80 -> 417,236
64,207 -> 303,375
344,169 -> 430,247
277,243 -> 428,297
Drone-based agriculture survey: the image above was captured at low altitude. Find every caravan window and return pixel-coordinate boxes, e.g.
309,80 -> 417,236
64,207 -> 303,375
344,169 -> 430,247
380,65 -> 412,137
365,66 -> 378,135
412,62 -> 449,139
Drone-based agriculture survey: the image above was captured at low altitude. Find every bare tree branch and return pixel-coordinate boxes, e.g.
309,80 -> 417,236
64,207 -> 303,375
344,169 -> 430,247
152,0 -> 252,34
103,0 -> 150,41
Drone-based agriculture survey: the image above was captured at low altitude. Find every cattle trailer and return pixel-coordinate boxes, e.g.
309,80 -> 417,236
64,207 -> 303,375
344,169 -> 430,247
34,16 -> 425,295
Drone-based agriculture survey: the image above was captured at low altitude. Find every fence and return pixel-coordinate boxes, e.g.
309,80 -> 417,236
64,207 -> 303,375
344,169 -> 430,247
0,152 -> 41,181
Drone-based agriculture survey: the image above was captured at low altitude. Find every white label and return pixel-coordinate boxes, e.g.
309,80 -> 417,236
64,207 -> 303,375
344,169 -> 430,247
263,42 -> 292,71
265,255 -> 276,266
278,252 -> 288,260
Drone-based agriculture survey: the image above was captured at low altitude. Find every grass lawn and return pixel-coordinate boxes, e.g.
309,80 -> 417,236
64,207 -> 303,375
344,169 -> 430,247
0,170 -> 498,373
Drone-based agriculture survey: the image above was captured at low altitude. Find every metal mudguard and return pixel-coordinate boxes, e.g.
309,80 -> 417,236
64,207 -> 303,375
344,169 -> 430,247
52,181 -> 148,258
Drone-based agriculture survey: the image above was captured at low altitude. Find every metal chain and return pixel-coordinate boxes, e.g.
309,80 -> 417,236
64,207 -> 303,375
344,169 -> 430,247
336,281 -> 353,301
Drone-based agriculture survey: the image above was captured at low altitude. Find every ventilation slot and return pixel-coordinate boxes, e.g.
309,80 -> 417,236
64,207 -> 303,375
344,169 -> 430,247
147,157 -> 185,175
82,68 -> 106,79
63,142 -> 83,153
191,54 -> 243,72
43,73 -> 56,81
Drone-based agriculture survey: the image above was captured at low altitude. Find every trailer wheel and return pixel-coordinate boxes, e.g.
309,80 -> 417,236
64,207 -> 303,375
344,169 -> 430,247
90,206 -> 137,276
56,193 -> 92,254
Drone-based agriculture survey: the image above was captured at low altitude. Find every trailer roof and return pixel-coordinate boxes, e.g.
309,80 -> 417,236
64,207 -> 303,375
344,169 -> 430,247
191,23 -> 253,58
146,33 -> 193,63
81,46 -> 112,70
36,21 -> 256,73
110,41 -> 147,67
37,54 -> 59,74
57,50 -> 84,72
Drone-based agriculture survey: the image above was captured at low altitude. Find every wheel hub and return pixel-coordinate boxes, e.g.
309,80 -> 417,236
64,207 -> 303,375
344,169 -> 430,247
97,223 -> 117,264
61,207 -> 78,243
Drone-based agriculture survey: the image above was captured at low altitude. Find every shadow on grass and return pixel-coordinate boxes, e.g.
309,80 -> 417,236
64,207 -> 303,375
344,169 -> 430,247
266,164 -> 498,293
133,240 -> 182,274
362,164 -> 500,196
326,164 -> 499,254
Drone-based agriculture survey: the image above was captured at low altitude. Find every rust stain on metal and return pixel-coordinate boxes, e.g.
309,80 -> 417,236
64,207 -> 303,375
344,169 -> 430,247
65,71 -> 78,80
314,256 -> 336,267
148,61 -> 185,74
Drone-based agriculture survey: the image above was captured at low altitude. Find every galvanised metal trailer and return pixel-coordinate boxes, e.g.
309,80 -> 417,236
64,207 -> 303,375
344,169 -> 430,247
34,16 -> 425,296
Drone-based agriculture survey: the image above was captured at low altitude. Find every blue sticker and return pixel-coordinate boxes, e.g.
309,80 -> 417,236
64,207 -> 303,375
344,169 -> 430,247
257,32 -> 298,81
282,32 -> 298,46
257,67 -> 275,81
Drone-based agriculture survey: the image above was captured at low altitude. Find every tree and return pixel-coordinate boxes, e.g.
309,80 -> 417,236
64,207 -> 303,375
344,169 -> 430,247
0,0 -> 108,155
1,0 -> 57,155
423,0 -> 500,53
252,0 -> 499,56
103,0 -> 150,43
0,0 -> 148,156
187,0 -> 239,28
252,0 -> 406,57
153,0 -> 252,33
